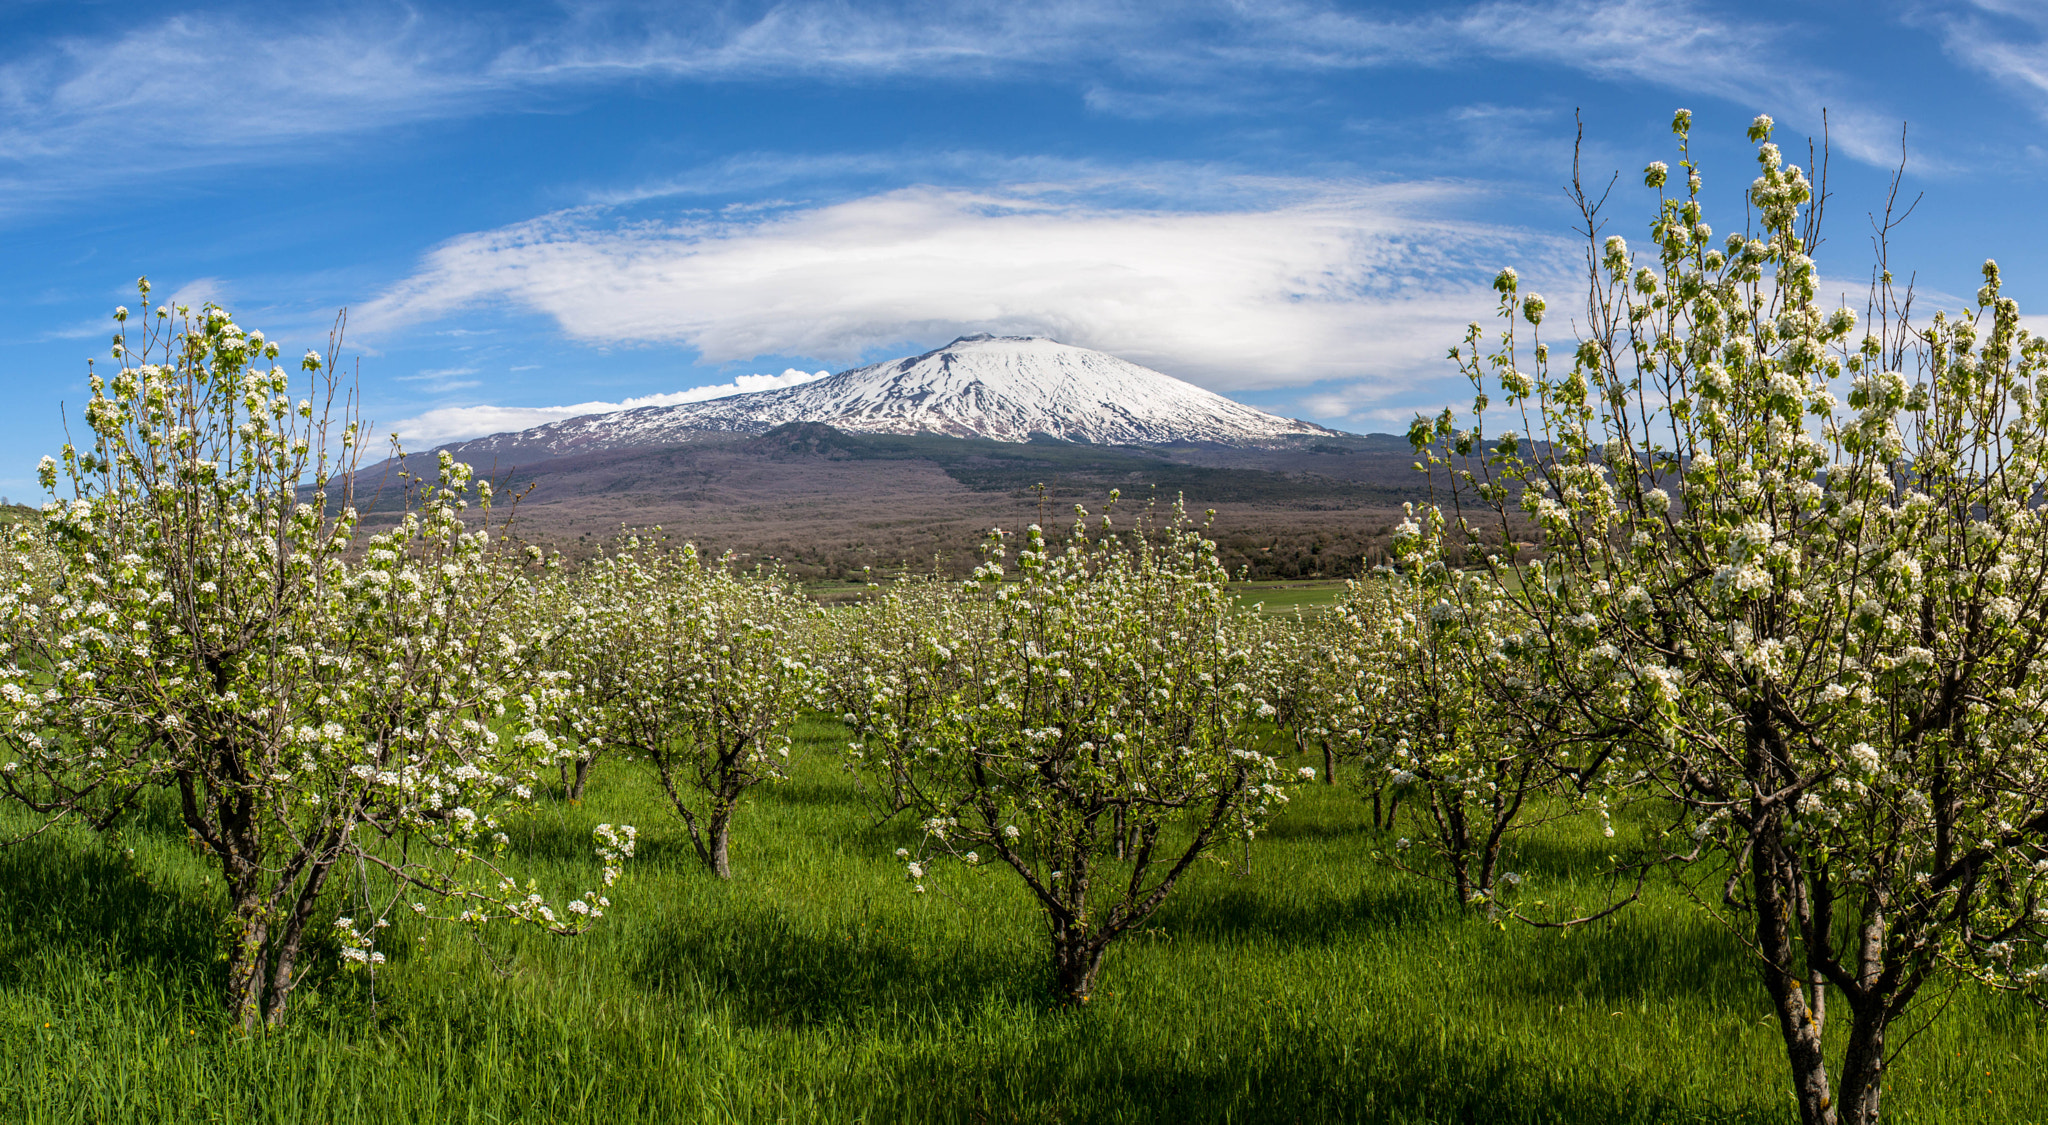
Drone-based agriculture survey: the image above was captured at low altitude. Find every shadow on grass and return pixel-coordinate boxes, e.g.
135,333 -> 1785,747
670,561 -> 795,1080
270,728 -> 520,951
510,802 -> 712,872
633,903 -> 1039,1029
1494,829 -> 1656,883
1260,810 -> 1378,843
1486,910 -> 1757,1008
0,829 -> 218,996
1151,880 -> 1453,948
893,1016 -> 1781,1124
759,778 -> 869,810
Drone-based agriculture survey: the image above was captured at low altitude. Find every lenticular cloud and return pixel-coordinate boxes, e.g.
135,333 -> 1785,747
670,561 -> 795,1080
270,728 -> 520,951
356,182 -> 1561,393
386,368 -> 828,447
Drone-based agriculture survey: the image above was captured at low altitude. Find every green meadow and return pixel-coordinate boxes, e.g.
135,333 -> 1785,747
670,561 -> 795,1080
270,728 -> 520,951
1233,580 -> 1353,615
3,718 -> 2043,1124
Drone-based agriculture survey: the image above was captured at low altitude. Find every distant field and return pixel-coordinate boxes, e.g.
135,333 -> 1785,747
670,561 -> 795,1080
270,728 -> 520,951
1232,578 -> 1353,614
807,577 -> 1358,612
803,577 -> 883,606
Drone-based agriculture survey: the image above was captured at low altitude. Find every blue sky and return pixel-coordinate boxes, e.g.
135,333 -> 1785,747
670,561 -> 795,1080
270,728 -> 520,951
3,0 -> 2046,491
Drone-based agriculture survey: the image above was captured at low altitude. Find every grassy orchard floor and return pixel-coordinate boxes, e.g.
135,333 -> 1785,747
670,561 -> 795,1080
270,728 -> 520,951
2,720 -> 2044,1123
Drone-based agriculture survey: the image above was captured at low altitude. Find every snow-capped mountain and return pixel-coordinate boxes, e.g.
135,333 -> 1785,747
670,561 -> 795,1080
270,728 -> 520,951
440,335 -> 1334,461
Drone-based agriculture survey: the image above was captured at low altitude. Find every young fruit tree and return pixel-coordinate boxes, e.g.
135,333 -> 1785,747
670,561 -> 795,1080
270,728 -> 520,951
824,574 -> 969,813
548,540 -> 812,878
846,502 -> 1293,1003
0,286 -> 630,1029
526,565 -> 608,804
1278,578 -> 1407,824
1249,610 -> 1343,786
1416,110 -> 2048,1124
1372,506 -> 1612,909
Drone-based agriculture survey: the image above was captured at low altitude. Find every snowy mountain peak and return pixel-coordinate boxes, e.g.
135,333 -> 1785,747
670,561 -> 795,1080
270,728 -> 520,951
440,336 -> 1336,461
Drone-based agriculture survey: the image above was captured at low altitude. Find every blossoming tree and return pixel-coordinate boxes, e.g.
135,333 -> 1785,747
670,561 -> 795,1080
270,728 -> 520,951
1250,611 -> 1343,787
0,286 -> 629,1029
1417,112 -> 2048,1123
548,540 -> 812,878
1272,578 -> 1411,825
824,573 -> 968,813
846,502 -> 1292,1003
1368,504 -> 1613,908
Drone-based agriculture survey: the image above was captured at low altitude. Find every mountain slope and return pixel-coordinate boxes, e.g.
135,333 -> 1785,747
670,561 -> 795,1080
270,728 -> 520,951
439,335 -> 1334,463
349,425 -> 1428,583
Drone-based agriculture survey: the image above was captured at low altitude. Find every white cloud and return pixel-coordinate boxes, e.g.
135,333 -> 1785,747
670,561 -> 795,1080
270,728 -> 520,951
358,180 -> 1564,396
0,14 -> 497,201
1927,2 -> 2048,111
164,277 -> 229,314
0,0 -> 1916,205
30,316 -> 114,343
1423,0 -> 1911,166
384,368 -> 829,447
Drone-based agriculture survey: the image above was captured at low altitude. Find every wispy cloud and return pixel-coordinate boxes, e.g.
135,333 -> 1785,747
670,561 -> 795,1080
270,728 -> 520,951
0,12 -> 499,203
0,0 -> 1922,208
357,177 -> 1565,394
383,367 -> 830,447
1415,0 -> 1911,165
164,278 -> 229,313
1924,1 -> 2048,112
28,316 -> 112,343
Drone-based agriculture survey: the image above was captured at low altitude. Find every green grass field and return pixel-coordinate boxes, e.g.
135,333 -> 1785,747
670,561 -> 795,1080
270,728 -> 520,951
3,718 -> 2043,1123
1232,579 -> 1353,615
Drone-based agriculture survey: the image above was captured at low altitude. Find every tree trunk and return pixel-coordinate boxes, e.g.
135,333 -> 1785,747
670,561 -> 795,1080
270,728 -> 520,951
263,927 -> 307,1028
262,858 -> 338,1027
1050,923 -> 1106,1003
567,755 -> 593,803
1835,1004 -> 1888,1125
1442,798 -> 1478,905
224,874 -> 271,1031
1756,848 -> 1836,1124
1321,737 -> 1335,786
1476,842 -> 1500,903
708,813 -> 732,879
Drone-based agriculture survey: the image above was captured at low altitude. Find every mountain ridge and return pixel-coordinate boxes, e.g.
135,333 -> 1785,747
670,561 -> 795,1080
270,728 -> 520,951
427,334 -> 1338,465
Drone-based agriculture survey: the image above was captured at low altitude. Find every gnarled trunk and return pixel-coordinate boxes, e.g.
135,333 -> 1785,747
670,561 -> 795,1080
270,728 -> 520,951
223,876 -> 272,1030
1050,920 -> 1106,1003
1752,821 -> 1835,1125
561,754 -> 595,803
708,813 -> 732,879
1835,1003 -> 1887,1125
261,853 -> 339,1028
